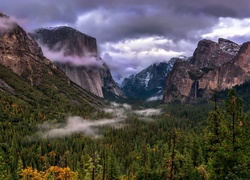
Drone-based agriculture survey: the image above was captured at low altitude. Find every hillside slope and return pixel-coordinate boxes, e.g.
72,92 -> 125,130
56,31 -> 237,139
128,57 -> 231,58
0,13 -> 103,119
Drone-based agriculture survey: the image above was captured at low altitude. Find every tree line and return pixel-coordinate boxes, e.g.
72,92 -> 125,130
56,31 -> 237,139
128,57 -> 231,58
0,90 -> 249,179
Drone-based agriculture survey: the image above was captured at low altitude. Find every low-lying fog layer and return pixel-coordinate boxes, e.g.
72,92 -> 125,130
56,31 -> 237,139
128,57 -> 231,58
38,116 -> 121,139
33,102 -> 161,139
134,108 -> 161,116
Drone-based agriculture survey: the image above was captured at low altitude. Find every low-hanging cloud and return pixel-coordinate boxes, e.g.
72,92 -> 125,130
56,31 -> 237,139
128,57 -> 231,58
147,95 -> 163,102
134,108 -> 161,116
0,16 -> 16,34
40,44 -> 105,68
36,102 -> 131,139
39,116 -> 123,139
33,102 -> 161,139
103,102 -> 131,118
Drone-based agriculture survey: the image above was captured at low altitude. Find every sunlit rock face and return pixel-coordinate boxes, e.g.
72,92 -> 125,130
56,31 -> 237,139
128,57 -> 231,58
163,38 -> 250,103
32,26 -> 125,98
0,14 -> 59,86
0,14 -> 105,110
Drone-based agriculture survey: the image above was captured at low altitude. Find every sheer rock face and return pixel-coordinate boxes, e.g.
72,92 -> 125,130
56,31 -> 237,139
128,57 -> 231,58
163,60 -> 196,103
190,38 -> 240,68
57,63 -> 104,97
0,15 -> 58,86
32,27 -> 125,98
32,26 -> 98,57
163,38 -> 250,103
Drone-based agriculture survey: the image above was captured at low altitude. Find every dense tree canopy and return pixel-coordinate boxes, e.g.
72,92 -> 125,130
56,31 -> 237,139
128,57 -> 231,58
0,88 -> 249,179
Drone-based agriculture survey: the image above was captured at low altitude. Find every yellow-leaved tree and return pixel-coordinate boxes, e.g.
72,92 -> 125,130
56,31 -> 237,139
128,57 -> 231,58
20,166 -> 76,180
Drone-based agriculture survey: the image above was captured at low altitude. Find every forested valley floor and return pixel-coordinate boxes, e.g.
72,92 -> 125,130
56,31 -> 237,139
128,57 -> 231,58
0,89 -> 250,180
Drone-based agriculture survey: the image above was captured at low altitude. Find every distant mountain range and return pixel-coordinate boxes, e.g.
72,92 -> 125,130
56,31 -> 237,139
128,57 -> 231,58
2,12 -> 250,105
121,37 -> 250,103
121,58 -> 178,100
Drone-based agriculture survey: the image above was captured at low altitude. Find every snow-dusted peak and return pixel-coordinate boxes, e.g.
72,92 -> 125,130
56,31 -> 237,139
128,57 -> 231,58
218,38 -> 240,56
178,55 -> 188,60
121,58 -> 178,99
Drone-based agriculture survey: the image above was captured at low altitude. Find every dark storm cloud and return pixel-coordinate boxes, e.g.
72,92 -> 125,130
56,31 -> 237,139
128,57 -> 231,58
2,0 -> 250,41
75,7 -> 216,43
166,0 -> 250,18
202,6 -> 237,17
1,0 -> 78,30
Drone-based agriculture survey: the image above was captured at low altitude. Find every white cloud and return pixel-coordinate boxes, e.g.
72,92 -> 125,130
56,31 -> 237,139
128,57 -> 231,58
35,102 -> 132,139
202,17 -> 250,40
32,102 -> 162,139
147,95 -> 163,101
0,16 -> 16,33
134,108 -> 161,116
39,116 -> 122,139
100,36 -> 187,81
102,36 -> 183,61
40,44 -> 105,68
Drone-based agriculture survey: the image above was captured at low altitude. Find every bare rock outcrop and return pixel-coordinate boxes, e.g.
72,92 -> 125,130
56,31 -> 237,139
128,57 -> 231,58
32,27 -> 125,98
0,14 -> 58,86
163,38 -> 250,103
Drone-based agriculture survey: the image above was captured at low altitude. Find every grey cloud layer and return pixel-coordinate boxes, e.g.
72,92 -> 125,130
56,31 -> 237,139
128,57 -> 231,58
75,7 -> 215,43
2,0 -> 250,42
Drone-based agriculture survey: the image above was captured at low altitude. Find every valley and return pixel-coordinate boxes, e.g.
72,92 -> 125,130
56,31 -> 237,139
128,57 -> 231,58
0,12 -> 250,180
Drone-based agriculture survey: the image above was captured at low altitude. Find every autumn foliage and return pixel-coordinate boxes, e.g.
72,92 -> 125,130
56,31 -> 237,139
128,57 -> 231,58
20,166 -> 76,180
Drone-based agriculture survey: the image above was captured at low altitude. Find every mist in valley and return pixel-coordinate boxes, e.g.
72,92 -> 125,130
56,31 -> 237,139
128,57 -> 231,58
34,102 -> 162,139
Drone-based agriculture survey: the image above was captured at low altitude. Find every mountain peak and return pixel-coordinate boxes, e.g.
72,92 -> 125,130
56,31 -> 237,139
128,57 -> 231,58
32,26 -> 125,99
33,26 -> 97,57
218,38 -> 236,44
163,38 -> 250,103
218,38 -> 240,55
121,59 -> 177,100
190,38 -> 240,68
0,12 -> 8,18
40,26 -> 95,40
0,16 -> 104,118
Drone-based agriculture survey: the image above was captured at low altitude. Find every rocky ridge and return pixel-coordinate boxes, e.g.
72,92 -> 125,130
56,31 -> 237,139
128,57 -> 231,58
163,38 -> 250,103
0,13 -> 104,109
121,58 -> 177,100
0,13 -> 56,86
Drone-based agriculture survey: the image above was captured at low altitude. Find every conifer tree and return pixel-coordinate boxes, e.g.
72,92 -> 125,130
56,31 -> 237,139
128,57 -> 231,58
205,90 -> 250,179
0,150 -> 7,179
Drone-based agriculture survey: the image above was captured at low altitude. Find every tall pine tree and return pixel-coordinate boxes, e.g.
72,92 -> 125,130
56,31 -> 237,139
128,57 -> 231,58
205,90 -> 250,179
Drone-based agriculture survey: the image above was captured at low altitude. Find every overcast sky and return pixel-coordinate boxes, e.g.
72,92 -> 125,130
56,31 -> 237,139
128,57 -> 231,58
2,0 -> 250,82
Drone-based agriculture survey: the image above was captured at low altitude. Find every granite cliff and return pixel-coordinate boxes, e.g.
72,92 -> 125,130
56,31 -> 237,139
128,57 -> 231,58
163,38 -> 250,103
0,13 -> 103,110
32,26 -> 125,98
